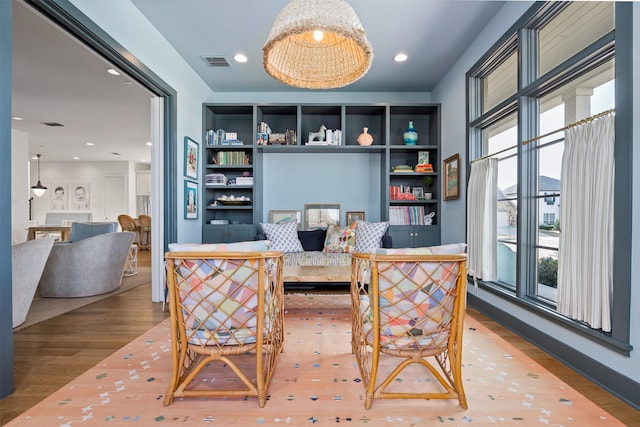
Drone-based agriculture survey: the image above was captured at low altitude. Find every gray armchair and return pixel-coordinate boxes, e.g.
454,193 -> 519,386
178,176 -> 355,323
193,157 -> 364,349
38,226 -> 135,298
12,238 -> 54,328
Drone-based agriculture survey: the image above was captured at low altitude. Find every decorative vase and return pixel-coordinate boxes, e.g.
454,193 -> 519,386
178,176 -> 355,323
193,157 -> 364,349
403,121 -> 418,145
357,127 -> 373,146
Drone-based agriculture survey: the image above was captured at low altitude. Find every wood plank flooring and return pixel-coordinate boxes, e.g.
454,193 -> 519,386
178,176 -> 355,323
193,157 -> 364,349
1,250 -> 638,425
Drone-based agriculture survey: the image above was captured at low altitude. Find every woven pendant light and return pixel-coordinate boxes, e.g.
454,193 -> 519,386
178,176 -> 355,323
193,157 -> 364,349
263,0 -> 373,89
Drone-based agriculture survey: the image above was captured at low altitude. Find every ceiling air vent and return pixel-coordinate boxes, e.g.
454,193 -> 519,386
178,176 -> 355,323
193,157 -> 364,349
202,56 -> 231,67
42,122 -> 64,127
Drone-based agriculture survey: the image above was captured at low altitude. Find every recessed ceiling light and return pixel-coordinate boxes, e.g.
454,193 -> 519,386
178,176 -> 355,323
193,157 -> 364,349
394,53 -> 408,62
146,142 -> 152,146
106,68 -> 120,76
234,53 -> 248,63
12,116 -> 23,121
86,142 -> 94,146
73,156 -> 80,160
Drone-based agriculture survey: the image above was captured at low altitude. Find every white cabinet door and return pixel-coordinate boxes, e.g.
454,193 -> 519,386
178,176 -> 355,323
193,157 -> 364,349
136,170 -> 151,196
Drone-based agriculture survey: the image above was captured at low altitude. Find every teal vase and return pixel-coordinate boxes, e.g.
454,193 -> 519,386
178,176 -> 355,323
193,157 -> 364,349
403,121 -> 418,145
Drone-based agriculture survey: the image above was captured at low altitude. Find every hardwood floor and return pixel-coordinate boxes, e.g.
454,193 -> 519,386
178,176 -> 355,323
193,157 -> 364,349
1,251 -> 638,425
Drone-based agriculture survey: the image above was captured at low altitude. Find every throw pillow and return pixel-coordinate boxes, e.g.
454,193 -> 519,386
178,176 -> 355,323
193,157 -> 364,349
354,221 -> 389,253
260,221 -> 304,253
323,223 -> 357,253
298,229 -> 326,251
376,242 -> 466,255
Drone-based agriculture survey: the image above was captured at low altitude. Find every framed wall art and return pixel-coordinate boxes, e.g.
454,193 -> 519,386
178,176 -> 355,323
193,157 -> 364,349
184,180 -> 198,219
346,211 -> 365,224
304,204 -> 340,230
269,210 -> 302,229
443,153 -> 460,200
184,136 -> 199,179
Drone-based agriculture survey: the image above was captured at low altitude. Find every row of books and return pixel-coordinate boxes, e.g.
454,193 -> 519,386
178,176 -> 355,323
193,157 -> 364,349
212,151 -> 250,165
205,129 -> 245,146
389,205 -> 426,225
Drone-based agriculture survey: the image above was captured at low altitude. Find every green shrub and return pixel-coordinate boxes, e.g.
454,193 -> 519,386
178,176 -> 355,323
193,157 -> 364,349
538,257 -> 558,288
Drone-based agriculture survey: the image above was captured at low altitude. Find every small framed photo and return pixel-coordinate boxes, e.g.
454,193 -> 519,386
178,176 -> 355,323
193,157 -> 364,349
304,204 -> 340,230
269,210 -> 302,229
412,187 -> 425,200
443,153 -> 460,200
184,136 -> 199,179
184,180 -> 198,219
346,211 -> 365,224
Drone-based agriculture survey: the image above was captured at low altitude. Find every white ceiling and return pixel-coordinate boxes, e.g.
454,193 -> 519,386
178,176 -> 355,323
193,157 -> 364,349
11,0 -> 505,162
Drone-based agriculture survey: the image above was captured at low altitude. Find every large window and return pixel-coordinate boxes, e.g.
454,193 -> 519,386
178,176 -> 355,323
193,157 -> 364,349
467,2 -> 629,350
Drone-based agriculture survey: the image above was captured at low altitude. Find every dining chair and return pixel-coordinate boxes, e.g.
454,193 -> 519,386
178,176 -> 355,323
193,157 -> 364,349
350,251 -> 468,410
138,214 -> 151,250
164,249 -> 284,407
117,214 -> 140,245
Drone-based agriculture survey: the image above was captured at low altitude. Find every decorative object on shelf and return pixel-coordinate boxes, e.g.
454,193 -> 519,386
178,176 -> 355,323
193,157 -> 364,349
262,0 -> 373,89
269,210 -> 302,229
184,137 -> 199,179
357,127 -> 373,146
418,150 -> 429,165
184,181 -> 198,220
443,153 -> 460,200
346,211 -> 365,223
31,153 -> 48,197
423,175 -> 434,200
412,187 -> 425,200
392,164 -> 413,173
216,195 -> 252,205
403,120 -> 419,145
424,211 -> 436,226
304,203 -> 340,230
256,132 -> 268,145
415,163 -> 433,173
308,124 -> 327,143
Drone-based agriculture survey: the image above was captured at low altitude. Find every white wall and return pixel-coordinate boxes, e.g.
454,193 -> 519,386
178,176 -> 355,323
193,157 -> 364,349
11,129 -> 29,243
432,1 -> 640,385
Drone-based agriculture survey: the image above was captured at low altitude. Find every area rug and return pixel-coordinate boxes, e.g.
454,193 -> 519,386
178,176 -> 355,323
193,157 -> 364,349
15,267 -> 151,331
6,294 -> 622,426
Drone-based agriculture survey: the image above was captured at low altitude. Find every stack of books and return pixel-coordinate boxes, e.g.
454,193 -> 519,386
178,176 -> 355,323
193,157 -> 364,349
206,173 -> 227,186
392,164 -> 413,173
234,176 -> 254,186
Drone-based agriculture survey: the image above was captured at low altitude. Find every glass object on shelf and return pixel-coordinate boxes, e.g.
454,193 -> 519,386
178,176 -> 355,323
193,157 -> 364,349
403,121 -> 418,145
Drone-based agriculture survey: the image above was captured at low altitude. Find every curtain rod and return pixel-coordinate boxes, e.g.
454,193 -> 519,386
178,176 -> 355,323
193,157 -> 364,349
471,108 -> 615,164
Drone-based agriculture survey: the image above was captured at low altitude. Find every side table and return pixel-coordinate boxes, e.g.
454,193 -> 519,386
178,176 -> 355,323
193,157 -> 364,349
123,244 -> 138,276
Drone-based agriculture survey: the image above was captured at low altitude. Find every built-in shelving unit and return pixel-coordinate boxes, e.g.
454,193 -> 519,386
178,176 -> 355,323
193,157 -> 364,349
202,103 -> 441,246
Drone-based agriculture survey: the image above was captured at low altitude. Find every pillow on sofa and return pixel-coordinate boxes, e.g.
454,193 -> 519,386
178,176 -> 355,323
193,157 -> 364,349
298,229 -> 326,251
69,221 -> 117,243
323,223 -> 357,253
354,221 -> 389,253
376,243 -> 466,255
168,240 -> 270,252
260,221 -> 304,253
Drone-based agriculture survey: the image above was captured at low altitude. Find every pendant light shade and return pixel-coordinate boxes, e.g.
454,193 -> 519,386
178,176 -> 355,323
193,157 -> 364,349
263,0 -> 373,89
31,153 -> 47,197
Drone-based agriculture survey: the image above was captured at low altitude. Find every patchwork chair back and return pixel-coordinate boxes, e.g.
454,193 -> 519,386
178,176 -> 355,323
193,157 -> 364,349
12,237 -> 54,328
350,252 -> 468,410
164,250 -> 285,407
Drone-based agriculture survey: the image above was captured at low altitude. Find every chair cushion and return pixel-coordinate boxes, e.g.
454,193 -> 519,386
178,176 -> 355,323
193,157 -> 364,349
168,240 -> 270,252
69,222 -> 117,243
354,221 -> 389,253
260,221 -> 304,253
323,223 -> 357,253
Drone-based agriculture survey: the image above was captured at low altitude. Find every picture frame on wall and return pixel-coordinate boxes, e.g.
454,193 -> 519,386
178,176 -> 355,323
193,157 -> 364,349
184,136 -> 199,179
184,180 -> 198,219
50,183 -> 68,210
443,153 -> 460,200
269,210 -> 302,229
69,182 -> 90,210
346,211 -> 365,224
304,204 -> 340,230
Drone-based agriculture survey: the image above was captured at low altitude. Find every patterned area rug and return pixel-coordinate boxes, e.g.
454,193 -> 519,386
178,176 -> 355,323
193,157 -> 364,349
6,294 -> 622,426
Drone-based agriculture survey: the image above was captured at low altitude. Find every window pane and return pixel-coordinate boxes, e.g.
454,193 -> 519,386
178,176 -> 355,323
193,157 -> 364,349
498,242 -> 517,287
539,2 -> 614,76
482,51 -> 517,113
536,248 -> 558,303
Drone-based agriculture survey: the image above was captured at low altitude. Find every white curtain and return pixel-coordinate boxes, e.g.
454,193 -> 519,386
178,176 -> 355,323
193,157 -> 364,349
467,157 -> 498,281
557,114 -> 614,332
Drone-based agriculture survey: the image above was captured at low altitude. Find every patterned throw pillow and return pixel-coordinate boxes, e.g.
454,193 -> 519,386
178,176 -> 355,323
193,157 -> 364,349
376,243 -> 466,255
323,223 -> 358,253
354,221 -> 389,253
260,221 -> 304,253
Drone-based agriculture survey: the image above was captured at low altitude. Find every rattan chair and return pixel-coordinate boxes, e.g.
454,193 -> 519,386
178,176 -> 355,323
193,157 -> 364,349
164,250 -> 285,407
138,214 -> 151,250
350,252 -> 468,410
117,214 -> 140,246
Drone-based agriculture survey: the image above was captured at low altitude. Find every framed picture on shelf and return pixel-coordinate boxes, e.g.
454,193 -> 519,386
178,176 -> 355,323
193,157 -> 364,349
269,210 -> 302,229
443,153 -> 460,200
412,187 -> 425,200
304,204 -> 340,230
346,211 -> 365,224
184,180 -> 198,219
184,136 -> 199,179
